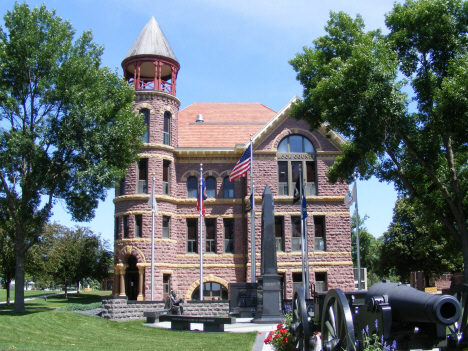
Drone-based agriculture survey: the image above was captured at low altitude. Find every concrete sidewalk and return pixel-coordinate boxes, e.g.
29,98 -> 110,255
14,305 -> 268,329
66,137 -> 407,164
144,317 -> 275,351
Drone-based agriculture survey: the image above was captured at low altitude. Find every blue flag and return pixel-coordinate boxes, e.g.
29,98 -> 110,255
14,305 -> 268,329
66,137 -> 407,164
301,193 -> 308,220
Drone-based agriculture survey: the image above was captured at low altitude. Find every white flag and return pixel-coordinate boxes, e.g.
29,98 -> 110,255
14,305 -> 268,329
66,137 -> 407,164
148,186 -> 158,214
344,184 -> 356,208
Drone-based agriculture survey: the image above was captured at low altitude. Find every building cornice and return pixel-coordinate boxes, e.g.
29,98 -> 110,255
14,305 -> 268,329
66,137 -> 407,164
113,194 -> 346,206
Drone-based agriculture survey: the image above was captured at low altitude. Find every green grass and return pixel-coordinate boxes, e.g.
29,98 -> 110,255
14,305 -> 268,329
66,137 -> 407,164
0,311 -> 257,351
0,291 -> 257,350
0,289 -> 64,302
0,290 -> 112,310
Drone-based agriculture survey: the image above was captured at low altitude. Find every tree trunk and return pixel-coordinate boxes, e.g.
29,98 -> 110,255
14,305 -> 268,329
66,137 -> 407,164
6,280 -> 11,306
64,279 -> 68,299
13,242 -> 26,312
463,233 -> 468,285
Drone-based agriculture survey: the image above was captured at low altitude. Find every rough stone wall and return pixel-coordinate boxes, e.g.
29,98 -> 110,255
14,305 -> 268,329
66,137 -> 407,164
101,297 -> 229,321
112,108 -> 354,301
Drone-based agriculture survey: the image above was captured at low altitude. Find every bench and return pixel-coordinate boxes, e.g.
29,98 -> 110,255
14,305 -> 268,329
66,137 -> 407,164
143,310 -> 169,323
159,315 -> 236,332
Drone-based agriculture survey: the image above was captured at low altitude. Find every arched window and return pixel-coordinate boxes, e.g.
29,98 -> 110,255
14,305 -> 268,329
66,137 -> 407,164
191,282 -> 228,300
187,176 -> 198,198
277,135 -> 316,196
223,177 -> 234,198
205,177 -> 216,198
140,109 -> 149,143
163,111 -> 171,145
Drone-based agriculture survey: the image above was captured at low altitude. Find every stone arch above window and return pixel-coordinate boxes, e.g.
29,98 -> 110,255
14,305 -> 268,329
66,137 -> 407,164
273,129 -> 322,152
116,245 -> 146,264
185,274 -> 229,300
277,135 -> 317,196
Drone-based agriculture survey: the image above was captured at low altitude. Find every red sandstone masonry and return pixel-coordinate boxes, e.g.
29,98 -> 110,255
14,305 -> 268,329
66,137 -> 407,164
114,105 -> 353,301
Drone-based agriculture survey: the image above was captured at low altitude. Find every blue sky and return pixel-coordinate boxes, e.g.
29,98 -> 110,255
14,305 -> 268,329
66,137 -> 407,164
1,0 -> 399,243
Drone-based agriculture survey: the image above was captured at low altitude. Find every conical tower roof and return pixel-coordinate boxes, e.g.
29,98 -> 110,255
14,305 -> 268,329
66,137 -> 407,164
123,17 -> 178,63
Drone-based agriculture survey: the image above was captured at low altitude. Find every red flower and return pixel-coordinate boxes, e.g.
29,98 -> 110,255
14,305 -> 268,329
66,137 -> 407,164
283,338 -> 288,345
277,323 -> 283,329
280,329 -> 287,334
274,333 -> 281,339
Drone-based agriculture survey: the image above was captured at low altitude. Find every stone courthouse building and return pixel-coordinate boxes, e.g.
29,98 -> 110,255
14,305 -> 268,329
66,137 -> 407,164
112,17 -> 354,302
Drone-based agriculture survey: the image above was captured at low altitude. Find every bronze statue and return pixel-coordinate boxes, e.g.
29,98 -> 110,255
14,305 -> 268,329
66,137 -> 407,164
164,290 -> 185,315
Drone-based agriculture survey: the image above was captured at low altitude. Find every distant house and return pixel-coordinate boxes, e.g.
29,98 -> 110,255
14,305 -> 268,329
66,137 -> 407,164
112,17 -> 354,301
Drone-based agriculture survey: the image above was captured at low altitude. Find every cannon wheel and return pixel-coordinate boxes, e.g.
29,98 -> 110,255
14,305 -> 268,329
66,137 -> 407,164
321,289 -> 356,351
290,285 -> 310,351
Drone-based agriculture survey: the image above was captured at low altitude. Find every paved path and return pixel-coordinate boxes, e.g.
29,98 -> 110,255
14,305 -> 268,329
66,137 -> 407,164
145,317 -> 275,351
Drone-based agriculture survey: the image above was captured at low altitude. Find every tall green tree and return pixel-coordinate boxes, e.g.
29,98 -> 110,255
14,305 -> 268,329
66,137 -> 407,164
380,197 -> 462,283
289,0 -> 468,281
0,4 -> 144,312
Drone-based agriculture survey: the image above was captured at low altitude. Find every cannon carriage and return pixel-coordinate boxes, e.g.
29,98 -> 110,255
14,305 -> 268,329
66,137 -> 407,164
290,281 -> 468,351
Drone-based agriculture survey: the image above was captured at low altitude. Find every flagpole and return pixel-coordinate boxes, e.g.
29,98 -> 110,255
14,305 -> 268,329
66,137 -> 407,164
151,175 -> 155,301
199,163 -> 204,300
250,137 -> 256,283
354,172 -> 361,290
304,173 -> 309,299
299,165 -> 306,299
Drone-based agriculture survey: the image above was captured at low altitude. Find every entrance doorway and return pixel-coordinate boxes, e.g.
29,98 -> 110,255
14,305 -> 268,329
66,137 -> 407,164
125,255 -> 139,300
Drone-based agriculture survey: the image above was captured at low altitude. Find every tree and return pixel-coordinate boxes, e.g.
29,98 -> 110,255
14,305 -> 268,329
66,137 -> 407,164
0,4 -> 144,311
350,212 -> 382,286
0,224 -> 15,305
379,197 -> 462,283
289,0 -> 468,282
37,223 -> 112,298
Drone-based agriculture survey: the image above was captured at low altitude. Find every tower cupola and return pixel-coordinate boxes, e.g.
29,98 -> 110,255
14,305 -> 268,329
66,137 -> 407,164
122,17 -> 179,96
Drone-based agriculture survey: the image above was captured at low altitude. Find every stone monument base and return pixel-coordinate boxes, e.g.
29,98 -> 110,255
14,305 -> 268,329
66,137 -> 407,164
252,274 -> 283,324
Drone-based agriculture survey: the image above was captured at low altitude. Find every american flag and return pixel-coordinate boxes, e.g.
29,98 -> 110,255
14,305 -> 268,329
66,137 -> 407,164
229,144 -> 252,182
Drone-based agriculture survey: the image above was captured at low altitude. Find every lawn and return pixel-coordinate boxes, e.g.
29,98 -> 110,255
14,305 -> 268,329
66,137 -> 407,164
0,289 -> 112,309
0,291 -> 257,351
0,288 -> 64,302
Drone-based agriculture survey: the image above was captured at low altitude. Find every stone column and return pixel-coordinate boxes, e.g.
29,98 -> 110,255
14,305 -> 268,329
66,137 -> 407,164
137,265 -> 145,301
117,264 -> 128,297
112,265 -> 119,296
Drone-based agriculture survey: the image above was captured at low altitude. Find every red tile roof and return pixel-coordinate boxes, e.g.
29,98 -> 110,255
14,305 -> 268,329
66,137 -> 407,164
178,103 -> 276,148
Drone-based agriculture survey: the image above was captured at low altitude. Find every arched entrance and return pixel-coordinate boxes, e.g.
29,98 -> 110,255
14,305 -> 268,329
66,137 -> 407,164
125,255 -> 139,300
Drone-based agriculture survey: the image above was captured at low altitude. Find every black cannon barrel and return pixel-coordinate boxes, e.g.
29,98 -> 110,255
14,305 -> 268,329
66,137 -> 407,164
365,282 -> 461,326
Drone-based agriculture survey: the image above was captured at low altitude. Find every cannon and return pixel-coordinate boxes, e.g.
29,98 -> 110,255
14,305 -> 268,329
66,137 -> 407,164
290,281 -> 465,351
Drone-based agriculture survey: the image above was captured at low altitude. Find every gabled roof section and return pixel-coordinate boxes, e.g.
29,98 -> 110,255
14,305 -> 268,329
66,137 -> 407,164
251,95 -> 347,149
124,17 -> 178,63
178,103 -> 276,148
